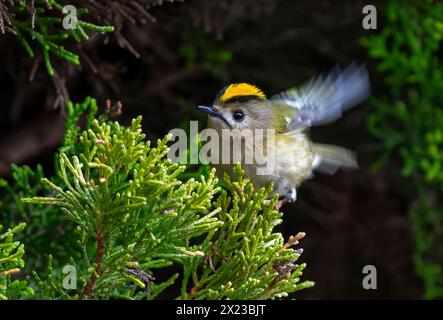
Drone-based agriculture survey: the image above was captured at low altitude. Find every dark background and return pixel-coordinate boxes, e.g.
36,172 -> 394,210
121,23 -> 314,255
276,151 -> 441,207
0,0 -> 424,299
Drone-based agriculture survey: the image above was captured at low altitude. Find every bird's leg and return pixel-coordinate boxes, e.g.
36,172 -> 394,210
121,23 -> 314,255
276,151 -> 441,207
283,188 -> 297,203
275,188 -> 297,209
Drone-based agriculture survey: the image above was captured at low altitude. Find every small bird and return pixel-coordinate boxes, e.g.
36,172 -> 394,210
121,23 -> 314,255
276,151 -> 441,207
197,63 -> 370,204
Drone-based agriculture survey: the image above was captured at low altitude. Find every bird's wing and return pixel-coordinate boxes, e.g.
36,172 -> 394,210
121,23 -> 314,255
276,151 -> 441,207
271,63 -> 370,130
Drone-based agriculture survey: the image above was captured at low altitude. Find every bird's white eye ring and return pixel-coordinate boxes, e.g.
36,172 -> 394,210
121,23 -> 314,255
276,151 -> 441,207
233,110 -> 245,122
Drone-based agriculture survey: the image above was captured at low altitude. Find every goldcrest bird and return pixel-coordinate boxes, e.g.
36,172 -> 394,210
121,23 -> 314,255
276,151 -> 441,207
197,63 -> 370,204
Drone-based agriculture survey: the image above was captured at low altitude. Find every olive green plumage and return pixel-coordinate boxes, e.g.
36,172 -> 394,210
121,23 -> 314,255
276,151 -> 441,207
197,63 -> 370,203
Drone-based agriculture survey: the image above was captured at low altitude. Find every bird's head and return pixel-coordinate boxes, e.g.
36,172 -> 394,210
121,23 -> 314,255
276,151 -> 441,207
197,83 -> 274,131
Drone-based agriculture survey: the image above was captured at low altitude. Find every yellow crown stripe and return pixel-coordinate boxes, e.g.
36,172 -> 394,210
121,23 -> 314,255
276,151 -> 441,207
220,83 -> 266,102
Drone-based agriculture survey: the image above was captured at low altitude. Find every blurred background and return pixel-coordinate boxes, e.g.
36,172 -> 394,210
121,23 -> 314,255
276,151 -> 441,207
1,0 -> 442,299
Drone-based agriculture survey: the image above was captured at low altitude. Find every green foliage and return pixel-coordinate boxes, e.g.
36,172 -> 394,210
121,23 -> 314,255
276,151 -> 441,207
0,223 -> 34,299
363,0 -> 443,183
24,117 -> 221,299
0,98 -> 100,275
362,0 -> 443,298
180,30 -> 232,78
18,98 -> 311,299
0,164 -> 79,274
4,0 -> 114,76
0,98 -> 98,297
182,166 -> 313,300
59,96 -> 99,156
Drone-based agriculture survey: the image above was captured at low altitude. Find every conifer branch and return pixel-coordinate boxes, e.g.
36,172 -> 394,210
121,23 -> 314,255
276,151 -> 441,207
1,0 -> 114,77
19,97 -> 313,299
0,223 -> 34,299
81,231 -> 104,298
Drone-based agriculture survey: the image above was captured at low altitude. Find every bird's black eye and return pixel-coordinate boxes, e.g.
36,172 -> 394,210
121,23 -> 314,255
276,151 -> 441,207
233,110 -> 245,122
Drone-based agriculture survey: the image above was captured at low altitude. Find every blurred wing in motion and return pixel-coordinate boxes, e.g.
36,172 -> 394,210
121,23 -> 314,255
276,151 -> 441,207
271,63 -> 371,129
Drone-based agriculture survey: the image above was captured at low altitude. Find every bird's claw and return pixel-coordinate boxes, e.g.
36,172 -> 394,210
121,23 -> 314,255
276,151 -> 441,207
275,188 -> 297,209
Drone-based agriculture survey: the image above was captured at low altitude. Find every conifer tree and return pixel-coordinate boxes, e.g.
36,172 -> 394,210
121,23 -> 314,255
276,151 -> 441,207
16,97 -> 313,299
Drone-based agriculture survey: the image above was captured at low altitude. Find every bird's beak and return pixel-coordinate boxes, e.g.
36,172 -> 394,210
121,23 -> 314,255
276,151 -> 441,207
196,105 -> 220,118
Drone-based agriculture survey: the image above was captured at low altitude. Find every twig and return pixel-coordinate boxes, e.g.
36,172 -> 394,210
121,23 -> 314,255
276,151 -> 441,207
81,231 -> 105,299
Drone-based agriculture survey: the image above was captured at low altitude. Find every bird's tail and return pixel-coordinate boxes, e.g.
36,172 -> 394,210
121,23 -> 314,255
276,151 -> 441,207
312,143 -> 358,175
